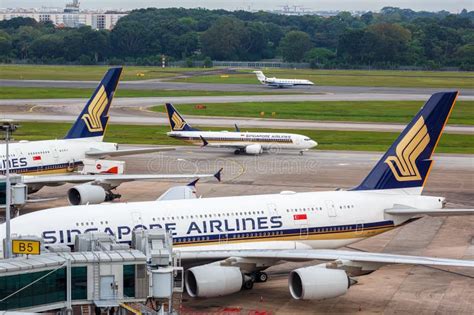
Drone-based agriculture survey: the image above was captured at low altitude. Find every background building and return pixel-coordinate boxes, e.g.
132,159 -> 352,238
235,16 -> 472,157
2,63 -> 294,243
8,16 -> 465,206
0,0 -> 128,29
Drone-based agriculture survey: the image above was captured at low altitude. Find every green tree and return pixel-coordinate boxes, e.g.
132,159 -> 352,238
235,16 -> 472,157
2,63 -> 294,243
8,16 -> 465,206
278,31 -> 313,62
11,26 -> 41,59
110,20 -> 153,57
455,44 -> 474,64
30,34 -> 64,60
83,29 -> 109,62
240,22 -> 268,60
365,23 -> 412,63
201,17 -> 245,60
305,48 -> 335,67
0,30 -> 12,56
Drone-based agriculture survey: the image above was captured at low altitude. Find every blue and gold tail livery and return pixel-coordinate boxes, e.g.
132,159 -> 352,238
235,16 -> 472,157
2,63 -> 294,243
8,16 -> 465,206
65,67 -> 122,140
165,103 -> 199,131
353,91 -> 458,192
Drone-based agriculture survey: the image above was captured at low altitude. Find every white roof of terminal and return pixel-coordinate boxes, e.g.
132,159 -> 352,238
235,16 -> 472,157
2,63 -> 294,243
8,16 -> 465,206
0,250 -> 146,275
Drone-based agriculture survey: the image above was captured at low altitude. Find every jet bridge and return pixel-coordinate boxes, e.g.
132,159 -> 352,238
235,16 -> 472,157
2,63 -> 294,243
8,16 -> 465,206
0,229 -> 182,314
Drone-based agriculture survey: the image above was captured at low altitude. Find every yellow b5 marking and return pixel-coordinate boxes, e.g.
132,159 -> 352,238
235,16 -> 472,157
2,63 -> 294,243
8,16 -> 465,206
385,116 -> 430,182
81,85 -> 109,132
12,239 -> 41,255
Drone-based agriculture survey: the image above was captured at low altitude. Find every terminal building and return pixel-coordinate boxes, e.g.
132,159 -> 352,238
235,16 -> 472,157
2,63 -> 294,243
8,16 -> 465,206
0,230 -> 183,314
0,1 -> 128,29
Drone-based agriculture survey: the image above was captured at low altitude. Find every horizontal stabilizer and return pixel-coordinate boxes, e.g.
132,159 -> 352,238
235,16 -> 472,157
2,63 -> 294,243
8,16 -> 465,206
157,185 -> 198,201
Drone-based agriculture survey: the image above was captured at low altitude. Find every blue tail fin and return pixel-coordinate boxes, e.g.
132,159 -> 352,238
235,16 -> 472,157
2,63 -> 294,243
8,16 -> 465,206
165,103 -> 199,131
353,91 -> 458,193
64,67 -> 122,140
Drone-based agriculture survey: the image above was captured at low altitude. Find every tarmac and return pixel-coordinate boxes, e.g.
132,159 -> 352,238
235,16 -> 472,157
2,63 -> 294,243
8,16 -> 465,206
1,77 -> 473,313
23,147 -> 474,314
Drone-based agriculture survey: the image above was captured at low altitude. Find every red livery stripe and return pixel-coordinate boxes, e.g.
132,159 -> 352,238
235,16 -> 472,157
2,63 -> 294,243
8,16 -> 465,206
33,155 -> 41,161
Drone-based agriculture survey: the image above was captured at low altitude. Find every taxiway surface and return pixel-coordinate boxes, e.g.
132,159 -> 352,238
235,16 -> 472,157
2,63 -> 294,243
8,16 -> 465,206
1,102 -> 472,134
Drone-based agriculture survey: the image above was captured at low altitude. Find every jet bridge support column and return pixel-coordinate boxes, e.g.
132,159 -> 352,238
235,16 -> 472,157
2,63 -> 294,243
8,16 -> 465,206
132,229 -> 183,314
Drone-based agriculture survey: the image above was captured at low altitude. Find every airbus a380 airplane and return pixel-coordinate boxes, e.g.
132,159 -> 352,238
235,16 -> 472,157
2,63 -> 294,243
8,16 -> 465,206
2,92 -> 473,300
0,68 -> 216,205
254,70 -> 314,88
165,103 -> 317,155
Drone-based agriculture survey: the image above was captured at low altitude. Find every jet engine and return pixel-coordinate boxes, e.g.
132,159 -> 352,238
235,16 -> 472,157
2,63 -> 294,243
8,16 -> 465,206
289,266 -> 351,300
67,184 -> 119,205
185,265 -> 243,298
245,144 -> 263,155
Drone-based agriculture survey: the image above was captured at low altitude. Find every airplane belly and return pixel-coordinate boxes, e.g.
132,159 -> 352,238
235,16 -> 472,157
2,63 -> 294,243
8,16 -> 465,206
175,240 -> 312,252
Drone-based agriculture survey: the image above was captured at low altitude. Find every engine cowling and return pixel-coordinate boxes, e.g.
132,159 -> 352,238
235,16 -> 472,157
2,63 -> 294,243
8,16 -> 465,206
185,265 -> 243,298
68,184 -> 106,205
289,267 -> 350,300
245,144 -> 263,155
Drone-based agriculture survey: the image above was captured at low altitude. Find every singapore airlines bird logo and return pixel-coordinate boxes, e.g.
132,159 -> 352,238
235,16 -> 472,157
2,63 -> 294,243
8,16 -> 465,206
81,85 -> 109,132
385,116 -> 430,181
172,112 -> 186,130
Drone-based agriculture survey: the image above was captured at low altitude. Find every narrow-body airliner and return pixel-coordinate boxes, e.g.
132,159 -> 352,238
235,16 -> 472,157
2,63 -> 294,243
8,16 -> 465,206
165,103 -> 317,155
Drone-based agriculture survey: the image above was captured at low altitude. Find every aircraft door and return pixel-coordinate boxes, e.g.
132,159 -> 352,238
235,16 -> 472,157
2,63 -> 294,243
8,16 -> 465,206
67,159 -> 75,172
218,232 -> 228,244
294,136 -> 302,146
50,146 -> 59,160
299,224 -> 309,239
325,200 -> 337,217
131,212 -> 144,230
267,203 -> 278,216
14,148 -> 24,172
356,221 -> 364,235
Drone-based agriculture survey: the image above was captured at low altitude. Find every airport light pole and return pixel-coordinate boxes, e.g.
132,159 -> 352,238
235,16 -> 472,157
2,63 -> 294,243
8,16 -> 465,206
2,121 -> 18,259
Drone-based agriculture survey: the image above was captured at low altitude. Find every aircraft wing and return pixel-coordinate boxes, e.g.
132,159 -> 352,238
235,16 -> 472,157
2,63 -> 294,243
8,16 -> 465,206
385,208 -> 474,216
23,173 -> 218,185
178,249 -> 474,268
85,147 -> 175,158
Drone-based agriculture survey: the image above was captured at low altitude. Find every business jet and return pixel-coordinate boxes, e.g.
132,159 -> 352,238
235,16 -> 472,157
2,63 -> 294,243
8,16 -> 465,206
253,70 -> 314,88
165,103 -> 317,155
0,67 -> 217,205
2,91 -> 473,301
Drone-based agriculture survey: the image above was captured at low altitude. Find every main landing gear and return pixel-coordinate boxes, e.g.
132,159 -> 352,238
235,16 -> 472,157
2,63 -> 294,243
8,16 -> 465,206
255,271 -> 268,283
242,272 -> 268,290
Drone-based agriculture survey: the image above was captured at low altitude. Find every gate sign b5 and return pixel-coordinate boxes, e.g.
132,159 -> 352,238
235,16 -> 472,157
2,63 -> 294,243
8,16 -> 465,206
12,239 -> 41,255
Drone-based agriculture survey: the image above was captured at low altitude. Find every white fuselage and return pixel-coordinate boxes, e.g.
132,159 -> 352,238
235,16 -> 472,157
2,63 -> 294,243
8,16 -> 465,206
167,131 -> 317,152
262,77 -> 314,87
0,138 -> 116,189
0,137 -> 115,175
0,189 -> 444,258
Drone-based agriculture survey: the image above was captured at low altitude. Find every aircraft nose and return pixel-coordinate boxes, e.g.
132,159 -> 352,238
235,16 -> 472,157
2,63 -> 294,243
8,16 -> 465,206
308,140 -> 317,148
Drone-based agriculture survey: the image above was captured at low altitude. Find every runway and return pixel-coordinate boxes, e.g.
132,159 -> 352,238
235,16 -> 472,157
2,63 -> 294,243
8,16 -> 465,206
1,93 -> 474,107
24,147 -> 474,314
2,103 -> 472,134
2,78 -> 474,96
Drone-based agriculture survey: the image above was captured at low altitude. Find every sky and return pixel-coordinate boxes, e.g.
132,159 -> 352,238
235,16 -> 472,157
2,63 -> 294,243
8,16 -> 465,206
1,0 -> 473,13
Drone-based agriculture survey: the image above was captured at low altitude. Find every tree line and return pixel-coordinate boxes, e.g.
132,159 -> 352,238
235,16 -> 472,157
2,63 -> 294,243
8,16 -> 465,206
0,7 -> 472,69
